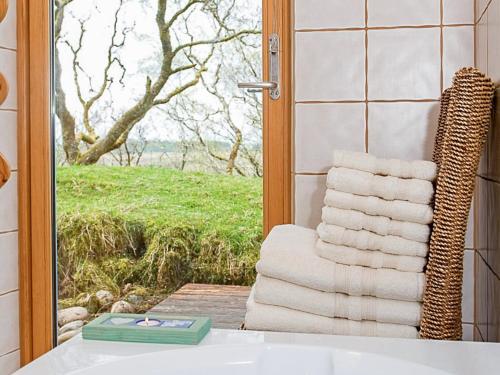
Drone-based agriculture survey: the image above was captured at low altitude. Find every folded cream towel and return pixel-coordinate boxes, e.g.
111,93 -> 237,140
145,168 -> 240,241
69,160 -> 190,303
324,189 -> 433,225
245,289 -> 419,339
254,275 -> 422,326
317,222 -> 428,257
327,167 -> 434,204
256,225 -> 425,302
322,206 -> 430,243
315,239 -> 426,273
332,150 -> 437,181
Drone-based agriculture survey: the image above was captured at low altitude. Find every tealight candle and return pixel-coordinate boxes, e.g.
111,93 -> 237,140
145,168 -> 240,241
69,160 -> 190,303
136,317 -> 161,327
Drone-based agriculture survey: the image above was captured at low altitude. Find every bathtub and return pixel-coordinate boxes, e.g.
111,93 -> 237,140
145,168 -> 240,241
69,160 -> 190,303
13,329 -> 500,374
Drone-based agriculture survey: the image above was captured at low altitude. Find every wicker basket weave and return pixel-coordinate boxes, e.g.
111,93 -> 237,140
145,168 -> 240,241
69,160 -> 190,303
420,68 -> 495,340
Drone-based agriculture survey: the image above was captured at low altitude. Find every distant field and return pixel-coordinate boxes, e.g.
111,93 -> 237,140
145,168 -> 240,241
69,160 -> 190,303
56,166 -> 263,303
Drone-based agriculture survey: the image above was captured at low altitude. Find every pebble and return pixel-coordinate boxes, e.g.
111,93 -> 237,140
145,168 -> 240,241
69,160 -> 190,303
77,293 -> 100,314
58,307 -> 89,327
57,328 -> 82,345
96,290 -> 114,307
111,300 -> 135,313
59,320 -> 84,335
126,294 -> 144,305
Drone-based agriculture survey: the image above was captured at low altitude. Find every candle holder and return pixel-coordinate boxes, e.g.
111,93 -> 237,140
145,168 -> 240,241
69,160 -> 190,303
83,313 -> 211,345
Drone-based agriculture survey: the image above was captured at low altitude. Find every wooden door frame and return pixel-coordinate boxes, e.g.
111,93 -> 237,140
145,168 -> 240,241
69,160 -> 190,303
17,0 -> 291,365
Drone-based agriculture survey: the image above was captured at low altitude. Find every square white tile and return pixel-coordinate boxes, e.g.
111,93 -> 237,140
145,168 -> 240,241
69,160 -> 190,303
0,0 -> 16,49
0,49 -> 16,110
294,174 -> 327,229
368,0 -> 440,27
0,292 -> 19,356
0,111 -> 17,170
462,250 -> 474,323
367,28 -> 441,100
368,102 -> 440,160
295,31 -> 365,101
0,172 -> 18,232
295,103 -> 365,173
487,0 -> 500,83
0,350 -> 19,375
0,232 -> 18,295
442,26 -> 474,89
443,0 -> 474,24
295,0 -> 365,29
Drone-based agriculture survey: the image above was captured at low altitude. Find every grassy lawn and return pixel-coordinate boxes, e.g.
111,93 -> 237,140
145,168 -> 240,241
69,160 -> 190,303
56,166 -> 263,307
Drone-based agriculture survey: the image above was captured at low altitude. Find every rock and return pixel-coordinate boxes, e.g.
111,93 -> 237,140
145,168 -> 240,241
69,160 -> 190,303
59,320 -> 84,335
123,283 -> 133,294
110,300 -> 135,313
57,328 -> 82,345
77,293 -> 100,315
58,307 -> 89,327
96,290 -> 114,307
126,294 -> 143,305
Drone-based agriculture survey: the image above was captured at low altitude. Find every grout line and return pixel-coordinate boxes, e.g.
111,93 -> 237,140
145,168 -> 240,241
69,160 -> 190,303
293,172 -> 328,176
476,0 -> 494,23
0,348 -> 20,359
295,99 -> 440,104
474,0 -> 478,68
477,174 -> 500,184
0,46 -> 16,53
477,250 -> 500,280
0,289 -> 19,298
295,23 -> 475,33
365,0 -> 369,153
474,323 -> 486,341
440,0 -> 445,92
0,108 -> 17,113
0,229 -> 18,236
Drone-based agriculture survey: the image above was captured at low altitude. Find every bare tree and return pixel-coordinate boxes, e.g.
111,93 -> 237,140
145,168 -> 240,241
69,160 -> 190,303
110,123 -> 149,166
55,0 -> 259,165
163,27 -> 263,176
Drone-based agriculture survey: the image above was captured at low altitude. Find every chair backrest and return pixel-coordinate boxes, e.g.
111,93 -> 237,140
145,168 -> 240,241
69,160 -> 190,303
420,68 -> 495,340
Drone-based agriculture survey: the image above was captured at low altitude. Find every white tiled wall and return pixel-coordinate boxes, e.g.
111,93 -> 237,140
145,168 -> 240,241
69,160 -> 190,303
0,0 -> 20,373
293,0 -> 474,336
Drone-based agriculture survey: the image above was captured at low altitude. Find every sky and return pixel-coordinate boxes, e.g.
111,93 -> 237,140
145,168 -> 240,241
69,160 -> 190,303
56,0 -> 262,143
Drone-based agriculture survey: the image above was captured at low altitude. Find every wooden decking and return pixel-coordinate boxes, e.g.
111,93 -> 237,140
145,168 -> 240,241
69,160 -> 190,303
149,283 -> 251,329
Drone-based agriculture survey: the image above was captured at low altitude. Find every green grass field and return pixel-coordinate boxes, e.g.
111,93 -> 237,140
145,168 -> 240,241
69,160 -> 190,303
56,166 -> 263,306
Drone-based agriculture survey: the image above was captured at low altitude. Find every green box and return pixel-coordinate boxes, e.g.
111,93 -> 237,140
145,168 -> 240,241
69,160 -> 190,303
82,313 -> 211,345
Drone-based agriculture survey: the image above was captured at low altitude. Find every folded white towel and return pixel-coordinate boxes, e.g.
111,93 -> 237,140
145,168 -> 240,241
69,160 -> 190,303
245,289 -> 419,339
324,189 -> 433,225
322,206 -> 430,243
317,222 -> 428,257
254,275 -> 422,326
315,239 -> 426,273
332,150 -> 437,181
327,167 -> 435,204
256,225 -> 425,302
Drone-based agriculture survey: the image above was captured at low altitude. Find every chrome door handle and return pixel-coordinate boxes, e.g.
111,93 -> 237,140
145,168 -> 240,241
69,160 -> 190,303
237,82 -> 277,90
237,33 -> 280,100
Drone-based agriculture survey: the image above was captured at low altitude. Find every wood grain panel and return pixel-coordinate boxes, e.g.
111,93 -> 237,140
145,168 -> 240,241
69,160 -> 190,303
262,0 -> 293,235
17,0 -> 54,364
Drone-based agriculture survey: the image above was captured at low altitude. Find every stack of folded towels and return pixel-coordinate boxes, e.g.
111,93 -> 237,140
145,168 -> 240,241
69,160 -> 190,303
245,150 -> 437,339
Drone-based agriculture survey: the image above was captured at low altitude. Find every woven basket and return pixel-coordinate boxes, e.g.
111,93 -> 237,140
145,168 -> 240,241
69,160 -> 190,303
420,68 -> 495,340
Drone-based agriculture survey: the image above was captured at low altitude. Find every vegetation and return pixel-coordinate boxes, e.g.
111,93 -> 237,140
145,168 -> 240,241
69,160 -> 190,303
57,166 -> 262,308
